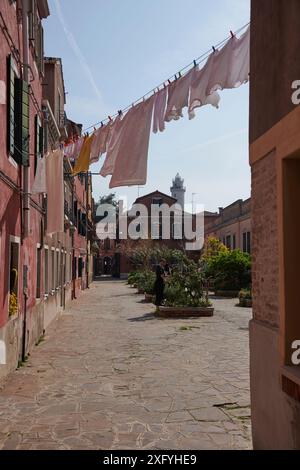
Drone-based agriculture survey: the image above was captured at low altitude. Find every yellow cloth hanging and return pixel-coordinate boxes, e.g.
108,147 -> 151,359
72,134 -> 94,175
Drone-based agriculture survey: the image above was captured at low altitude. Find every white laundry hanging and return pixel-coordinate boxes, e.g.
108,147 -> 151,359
31,156 -> 46,194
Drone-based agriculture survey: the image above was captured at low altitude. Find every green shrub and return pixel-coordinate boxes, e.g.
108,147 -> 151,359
164,264 -> 211,308
204,249 -> 251,291
239,288 -> 252,300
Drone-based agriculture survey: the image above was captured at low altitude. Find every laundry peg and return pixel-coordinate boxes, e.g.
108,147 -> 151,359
178,71 -> 182,78
118,110 -> 122,116
193,60 -> 197,67
101,121 -> 104,127
168,79 -> 171,85
174,74 -> 178,81
230,30 -> 235,38
212,46 -> 216,53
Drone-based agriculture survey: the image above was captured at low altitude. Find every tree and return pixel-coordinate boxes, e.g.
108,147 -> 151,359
98,193 -> 118,207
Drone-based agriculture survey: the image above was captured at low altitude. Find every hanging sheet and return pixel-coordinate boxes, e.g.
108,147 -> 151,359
90,123 -> 112,164
108,95 -> 155,188
31,156 -> 46,194
46,149 -> 64,235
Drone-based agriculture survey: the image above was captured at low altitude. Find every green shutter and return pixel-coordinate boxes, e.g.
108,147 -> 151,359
15,78 -> 30,166
7,55 -> 15,157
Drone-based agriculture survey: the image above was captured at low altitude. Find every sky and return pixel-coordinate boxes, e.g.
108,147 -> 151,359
44,0 -> 251,212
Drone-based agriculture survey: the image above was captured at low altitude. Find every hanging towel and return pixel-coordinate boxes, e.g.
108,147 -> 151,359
164,68 -> 196,122
153,87 -> 167,133
188,56 -> 221,120
31,156 -> 46,194
99,116 -> 123,177
46,149 -> 64,235
90,123 -> 111,164
108,95 -> 155,188
72,133 -> 94,175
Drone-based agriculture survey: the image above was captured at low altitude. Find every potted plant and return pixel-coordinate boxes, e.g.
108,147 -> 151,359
156,263 -> 214,318
238,288 -> 252,307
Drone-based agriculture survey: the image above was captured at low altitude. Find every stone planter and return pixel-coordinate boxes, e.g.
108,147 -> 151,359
215,290 -> 239,298
144,293 -> 155,303
239,298 -> 252,308
156,306 -> 214,318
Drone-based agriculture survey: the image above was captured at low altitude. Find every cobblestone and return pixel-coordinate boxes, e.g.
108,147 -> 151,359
0,280 -> 252,449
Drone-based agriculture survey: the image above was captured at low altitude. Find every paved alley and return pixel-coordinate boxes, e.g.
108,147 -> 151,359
0,280 -> 252,450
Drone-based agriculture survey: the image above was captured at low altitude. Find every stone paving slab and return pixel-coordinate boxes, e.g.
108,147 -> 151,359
0,280 -> 252,449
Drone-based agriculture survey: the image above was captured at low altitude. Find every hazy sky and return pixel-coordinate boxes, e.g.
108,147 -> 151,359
44,0 -> 251,212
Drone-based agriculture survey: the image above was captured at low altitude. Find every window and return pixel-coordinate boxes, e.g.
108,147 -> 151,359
56,251 -> 60,288
152,197 -> 163,206
232,234 -> 236,250
7,55 -> 29,166
8,240 -> 19,317
69,253 -> 72,282
78,258 -> 83,278
73,257 -> 77,280
34,114 -> 44,175
36,247 -> 42,298
44,248 -> 49,294
243,232 -> 251,254
28,1 -> 45,75
226,235 -> 232,250
51,250 -> 55,291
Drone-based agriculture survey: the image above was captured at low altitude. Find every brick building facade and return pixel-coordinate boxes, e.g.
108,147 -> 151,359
249,0 -> 300,449
205,198 -> 251,253
0,0 -> 95,382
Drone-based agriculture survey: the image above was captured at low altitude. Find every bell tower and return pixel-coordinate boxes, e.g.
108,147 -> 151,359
170,173 -> 186,209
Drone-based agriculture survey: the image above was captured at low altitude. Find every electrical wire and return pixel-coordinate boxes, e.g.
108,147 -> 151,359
82,22 -> 250,133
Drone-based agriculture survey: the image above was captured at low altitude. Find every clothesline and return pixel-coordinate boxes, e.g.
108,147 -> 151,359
82,22 -> 250,134
33,22 -> 250,194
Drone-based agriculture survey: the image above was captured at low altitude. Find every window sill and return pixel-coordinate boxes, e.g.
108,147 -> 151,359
282,366 -> 300,387
281,366 -> 300,402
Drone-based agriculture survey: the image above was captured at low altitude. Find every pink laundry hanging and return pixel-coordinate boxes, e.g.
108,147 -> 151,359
31,156 -> 46,194
99,116 -> 123,177
46,149 -> 64,235
227,26 -> 250,88
108,95 -> 155,188
206,26 -> 250,95
90,123 -> 112,164
188,56 -> 221,120
153,87 -> 167,133
164,67 -> 197,122
64,136 -> 84,160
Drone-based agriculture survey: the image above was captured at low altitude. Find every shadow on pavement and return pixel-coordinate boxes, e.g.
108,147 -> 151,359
128,312 -> 158,322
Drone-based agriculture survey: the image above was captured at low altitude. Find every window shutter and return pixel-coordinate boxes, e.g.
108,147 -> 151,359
15,78 -> 30,166
7,55 -> 15,157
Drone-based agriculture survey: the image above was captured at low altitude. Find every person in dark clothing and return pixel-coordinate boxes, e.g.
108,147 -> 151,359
154,259 -> 166,306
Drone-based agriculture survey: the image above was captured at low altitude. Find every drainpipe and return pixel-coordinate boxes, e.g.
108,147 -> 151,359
22,0 -> 30,238
21,0 -> 30,363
